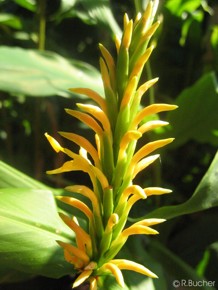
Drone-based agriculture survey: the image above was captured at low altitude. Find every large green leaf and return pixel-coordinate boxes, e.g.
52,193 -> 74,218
0,188 -> 74,280
146,150 -> 218,219
149,240 -> 216,290
0,46 -> 103,97
76,0 -> 121,36
57,0 -> 121,37
0,13 -> 22,29
0,160 -> 48,189
166,72 -> 218,147
13,0 -> 36,12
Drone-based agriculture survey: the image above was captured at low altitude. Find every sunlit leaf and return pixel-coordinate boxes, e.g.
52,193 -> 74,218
146,150 -> 218,219
0,160 -> 48,189
0,13 -> 22,29
0,46 -> 103,97
13,0 -> 36,12
60,0 -> 121,37
166,72 -> 218,147
165,0 -> 202,16
0,188 -> 74,280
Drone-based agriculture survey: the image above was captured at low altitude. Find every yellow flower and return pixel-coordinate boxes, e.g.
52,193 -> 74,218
45,1 -> 177,288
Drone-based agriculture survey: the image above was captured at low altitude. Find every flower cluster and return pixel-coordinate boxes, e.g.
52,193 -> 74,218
45,1 -> 177,289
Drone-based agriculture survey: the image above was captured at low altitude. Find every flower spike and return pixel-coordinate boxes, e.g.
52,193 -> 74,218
45,1 -> 177,289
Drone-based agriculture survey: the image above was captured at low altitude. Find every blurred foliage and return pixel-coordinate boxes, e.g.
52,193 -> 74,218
0,0 -> 218,289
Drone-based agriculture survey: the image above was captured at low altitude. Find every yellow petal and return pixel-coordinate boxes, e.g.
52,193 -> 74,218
110,259 -> 158,278
45,133 -> 63,153
99,57 -> 111,89
129,46 -> 154,79
57,241 -> 90,264
140,1 -> 153,34
77,103 -> 111,134
144,187 -> 172,196
65,185 -> 101,216
132,154 -> 160,179
73,270 -> 93,288
59,131 -> 100,168
56,196 -> 93,220
117,185 -> 146,208
99,43 -> 116,91
114,35 -> 121,53
59,213 -> 92,255
133,12 -> 142,27
132,104 -> 178,129
65,109 -> 103,135
123,13 -> 129,29
131,138 -> 174,166
136,78 -> 159,99
89,277 -> 97,290
135,218 -> 166,227
120,76 -> 138,109
69,87 -> 107,113
46,160 -> 75,175
103,262 -> 125,287
122,224 -> 159,237
122,19 -> 133,49
138,120 -> 169,134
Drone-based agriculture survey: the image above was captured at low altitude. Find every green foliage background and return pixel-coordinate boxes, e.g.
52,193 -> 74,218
0,0 -> 218,289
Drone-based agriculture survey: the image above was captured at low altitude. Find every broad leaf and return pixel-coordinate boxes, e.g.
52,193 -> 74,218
13,0 -> 36,12
76,0 -> 121,36
0,46 -> 103,97
149,240 -> 216,290
0,13 -> 22,29
59,0 -> 121,37
166,72 -> 218,147
0,160 -> 48,189
146,150 -> 218,219
0,188 -> 75,280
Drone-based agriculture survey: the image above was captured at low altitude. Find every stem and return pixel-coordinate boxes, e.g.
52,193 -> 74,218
145,61 -> 155,104
37,0 -> 46,51
134,0 -> 141,14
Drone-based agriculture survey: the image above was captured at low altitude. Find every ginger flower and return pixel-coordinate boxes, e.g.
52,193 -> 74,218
45,0 -> 177,288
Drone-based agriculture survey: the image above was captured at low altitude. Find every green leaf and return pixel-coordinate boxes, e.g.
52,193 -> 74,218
14,0 -> 36,12
0,46 -> 103,97
146,150 -> 218,219
78,0 -> 121,36
149,240 -> 216,290
165,0 -> 202,17
63,0 -> 121,37
166,72 -> 218,147
0,188 -> 74,280
0,160 -> 48,189
0,13 -> 22,29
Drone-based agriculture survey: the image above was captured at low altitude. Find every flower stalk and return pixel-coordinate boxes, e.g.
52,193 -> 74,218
45,1 -> 177,288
